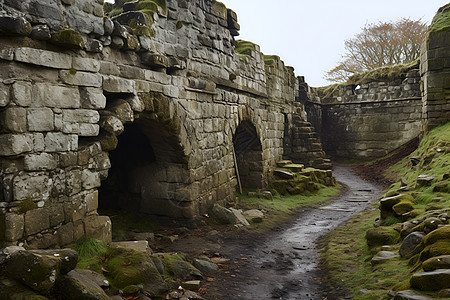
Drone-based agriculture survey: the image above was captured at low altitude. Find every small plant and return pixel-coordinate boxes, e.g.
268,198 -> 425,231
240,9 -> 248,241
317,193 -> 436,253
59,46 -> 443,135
74,237 -> 106,258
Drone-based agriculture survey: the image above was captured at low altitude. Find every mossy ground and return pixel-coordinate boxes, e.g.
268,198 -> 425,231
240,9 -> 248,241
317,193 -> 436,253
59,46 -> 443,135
321,122 -> 450,299
429,3 -> 450,34
235,185 -> 341,233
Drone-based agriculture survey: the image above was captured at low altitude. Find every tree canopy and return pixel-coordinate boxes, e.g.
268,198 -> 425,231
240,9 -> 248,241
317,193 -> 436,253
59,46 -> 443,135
325,18 -> 428,83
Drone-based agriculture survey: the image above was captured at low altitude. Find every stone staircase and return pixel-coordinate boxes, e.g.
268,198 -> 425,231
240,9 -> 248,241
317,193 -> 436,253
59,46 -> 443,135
284,114 -> 332,170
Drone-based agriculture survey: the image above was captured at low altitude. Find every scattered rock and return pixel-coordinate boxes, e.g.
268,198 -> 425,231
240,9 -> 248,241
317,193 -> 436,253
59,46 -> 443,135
393,201 -> 414,216
410,269 -> 450,291
399,232 -> 424,258
54,269 -> 110,300
192,259 -> 219,273
111,240 -> 152,255
393,289 -> 433,300
243,209 -> 264,218
422,255 -> 450,271
182,280 -> 201,291
210,204 -> 238,225
229,208 -> 250,226
366,227 -> 401,247
371,251 -> 399,266
416,175 -> 436,187
274,169 -> 295,179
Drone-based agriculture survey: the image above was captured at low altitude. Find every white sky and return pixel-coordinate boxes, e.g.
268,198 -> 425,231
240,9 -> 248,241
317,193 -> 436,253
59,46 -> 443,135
105,0 -> 448,86
222,0 -> 449,86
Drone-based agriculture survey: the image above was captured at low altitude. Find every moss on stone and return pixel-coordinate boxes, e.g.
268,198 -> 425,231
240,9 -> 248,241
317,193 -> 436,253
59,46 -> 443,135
365,226 -> 401,247
392,200 -> 414,216
18,198 -> 37,214
132,25 -> 153,37
422,255 -> 450,271
347,60 -> 419,85
429,4 -> 450,34
420,240 -> 450,262
51,29 -> 85,49
109,7 -> 123,17
392,278 -> 411,291
176,21 -> 183,30
423,226 -> 450,246
235,40 -> 257,56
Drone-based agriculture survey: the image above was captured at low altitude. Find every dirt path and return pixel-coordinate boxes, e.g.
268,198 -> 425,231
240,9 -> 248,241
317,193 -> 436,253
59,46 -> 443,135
165,165 -> 385,299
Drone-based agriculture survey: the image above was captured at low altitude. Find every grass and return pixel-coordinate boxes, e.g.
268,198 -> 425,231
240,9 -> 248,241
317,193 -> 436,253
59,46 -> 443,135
429,3 -> 450,34
347,60 -> 419,85
236,184 -> 341,232
235,40 -> 257,55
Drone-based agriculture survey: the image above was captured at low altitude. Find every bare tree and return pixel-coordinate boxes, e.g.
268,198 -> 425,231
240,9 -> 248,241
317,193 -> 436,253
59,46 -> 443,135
325,18 -> 428,83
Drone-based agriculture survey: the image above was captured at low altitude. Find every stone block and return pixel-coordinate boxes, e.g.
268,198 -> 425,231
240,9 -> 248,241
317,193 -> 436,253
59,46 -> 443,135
84,215 -> 112,245
66,169 -> 82,196
24,208 -> 50,236
73,221 -> 84,241
34,83 -> 80,108
1,107 -> 27,132
109,100 -> 134,123
72,57 -> 100,73
59,152 -> 78,168
100,115 -> 124,135
49,203 -> 65,227
85,190 -> 99,213
27,108 -> 54,131
4,213 -> 24,242
82,169 -> 101,190
62,109 -> 100,123
141,53 -> 169,68
14,47 -> 72,69
12,81 -> 32,107
80,87 -> 106,109
0,134 -> 33,156
59,70 -> 102,87
0,16 -> 32,36
13,173 -> 51,201
0,48 -> 14,61
24,153 -> 58,171
30,24 -> 51,40
45,132 -> 78,152
103,76 -> 135,93
58,222 -> 75,246
64,199 -> 86,223
0,82 -> 9,107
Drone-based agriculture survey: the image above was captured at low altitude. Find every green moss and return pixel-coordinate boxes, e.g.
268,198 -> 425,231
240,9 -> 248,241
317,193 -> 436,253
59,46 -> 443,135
18,198 -> 37,214
392,279 -> 411,291
132,25 -> 154,37
69,68 -> 77,75
420,240 -> 450,262
235,39 -> 257,55
176,21 -> 183,30
382,215 -> 401,226
109,7 -> 123,17
347,60 -> 419,85
392,200 -> 414,215
365,226 -> 401,247
75,237 -> 107,258
423,226 -> 450,246
51,29 -> 85,49
429,4 -> 450,34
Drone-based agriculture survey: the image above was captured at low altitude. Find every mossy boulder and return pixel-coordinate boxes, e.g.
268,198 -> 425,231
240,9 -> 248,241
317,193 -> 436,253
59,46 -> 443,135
51,29 -> 85,49
433,181 -> 450,193
54,269 -> 110,300
410,269 -> 450,291
423,226 -> 450,246
419,240 -> 450,262
422,255 -> 450,271
392,200 -> 414,216
380,194 -> 414,211
163,254 -> 202,281
365,227 -> 401,247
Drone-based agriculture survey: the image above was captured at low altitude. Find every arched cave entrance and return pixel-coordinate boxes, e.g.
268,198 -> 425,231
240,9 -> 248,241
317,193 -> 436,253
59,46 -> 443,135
98,117 -> 191,218
233,121 -> 263,189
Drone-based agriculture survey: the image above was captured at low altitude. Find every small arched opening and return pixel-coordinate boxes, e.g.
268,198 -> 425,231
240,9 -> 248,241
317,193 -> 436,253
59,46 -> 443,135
233,121 -> 263,189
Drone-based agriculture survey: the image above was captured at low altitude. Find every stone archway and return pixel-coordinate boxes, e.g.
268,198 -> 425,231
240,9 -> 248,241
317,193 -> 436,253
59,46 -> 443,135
233,120 -> 263,189
97,92 -> 194,219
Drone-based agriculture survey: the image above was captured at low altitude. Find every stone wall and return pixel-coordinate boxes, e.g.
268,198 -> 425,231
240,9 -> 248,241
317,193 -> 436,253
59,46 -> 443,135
0,0 -> 324,248
306,69 -> 423,160
420,6 -> 450,130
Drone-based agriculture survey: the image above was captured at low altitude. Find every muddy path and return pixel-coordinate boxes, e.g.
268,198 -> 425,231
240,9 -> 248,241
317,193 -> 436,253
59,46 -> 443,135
164,165 -> 385,299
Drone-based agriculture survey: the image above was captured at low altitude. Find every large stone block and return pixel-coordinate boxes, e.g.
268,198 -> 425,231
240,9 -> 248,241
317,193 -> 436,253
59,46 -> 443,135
14,47 -> 72,69
27,107 -> 54,131
66,169 -> 82,196
103,76 -> 136,93
0,16 -> 32,36
49,203 -> 65,227
34,83 -> 81,108
24,153 -> 58,171
57,222 -> 74,246
0,134 -> 33,156
13,173 -> 52,201
80,87 -> 106,109
45,132 -> 78,152
0,82 -> 10,107
59,70 -> 102,87
99,115 -> 124,135
84,215 -> 112,245
24,208 -> 50,236
1,107 -> 27,132
11,81 -> 32,107
85,190 -> 99,213
4,213 -> 24,242
72,57 -> 100,72
81,169 -> 101,189
62,109 -> 100,123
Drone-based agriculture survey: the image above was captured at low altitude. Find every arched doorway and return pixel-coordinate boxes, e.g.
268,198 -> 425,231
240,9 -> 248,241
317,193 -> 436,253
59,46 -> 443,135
233,121 -> 263,189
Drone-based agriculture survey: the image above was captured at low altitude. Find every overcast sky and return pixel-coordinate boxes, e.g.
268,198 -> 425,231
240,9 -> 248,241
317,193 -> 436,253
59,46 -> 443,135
222,0 -> 448,86
106,0 -> 448,86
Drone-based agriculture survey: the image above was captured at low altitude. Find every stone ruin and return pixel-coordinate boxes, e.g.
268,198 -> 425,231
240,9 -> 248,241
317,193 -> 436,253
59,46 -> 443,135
0,0 -> 448,249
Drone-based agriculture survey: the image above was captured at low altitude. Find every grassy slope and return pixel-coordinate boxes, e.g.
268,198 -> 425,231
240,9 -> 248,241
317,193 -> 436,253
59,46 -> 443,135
321,122 -> 450,299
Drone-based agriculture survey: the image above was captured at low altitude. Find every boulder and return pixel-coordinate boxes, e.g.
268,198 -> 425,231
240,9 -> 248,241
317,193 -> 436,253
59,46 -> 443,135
399,232 -> 424,258
422,255 -> 450,271
371,251 -> 399,266
54,269 -> 110,300
416,175 -> 436,187
393,201 -> 414,216
165,259 -> 202,280
393,290 -> 432,300
192,259 -> 219,273
243,209 -> 264,218
423,225 -> 450,246
182,280 -> 201,291
111,240 -> 152,255
274,169 -> 295,179
5,250 -> 61,294
410,269 -> 450,291
210,204 -> 238,224
365,227 -> 401,247
229,208 -> 250,226
30,249 -> 78,274
423,217 -> 442,231
380,194 -> 413,211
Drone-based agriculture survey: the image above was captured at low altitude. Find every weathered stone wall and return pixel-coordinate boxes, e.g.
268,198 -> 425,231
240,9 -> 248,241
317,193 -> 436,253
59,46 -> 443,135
420,10 -> 450,130
0,0 -> 310,248
307,70 -> 423,160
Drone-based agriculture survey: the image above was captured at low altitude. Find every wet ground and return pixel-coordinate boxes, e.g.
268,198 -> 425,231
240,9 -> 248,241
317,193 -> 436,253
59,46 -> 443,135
165,165 -> 385,299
